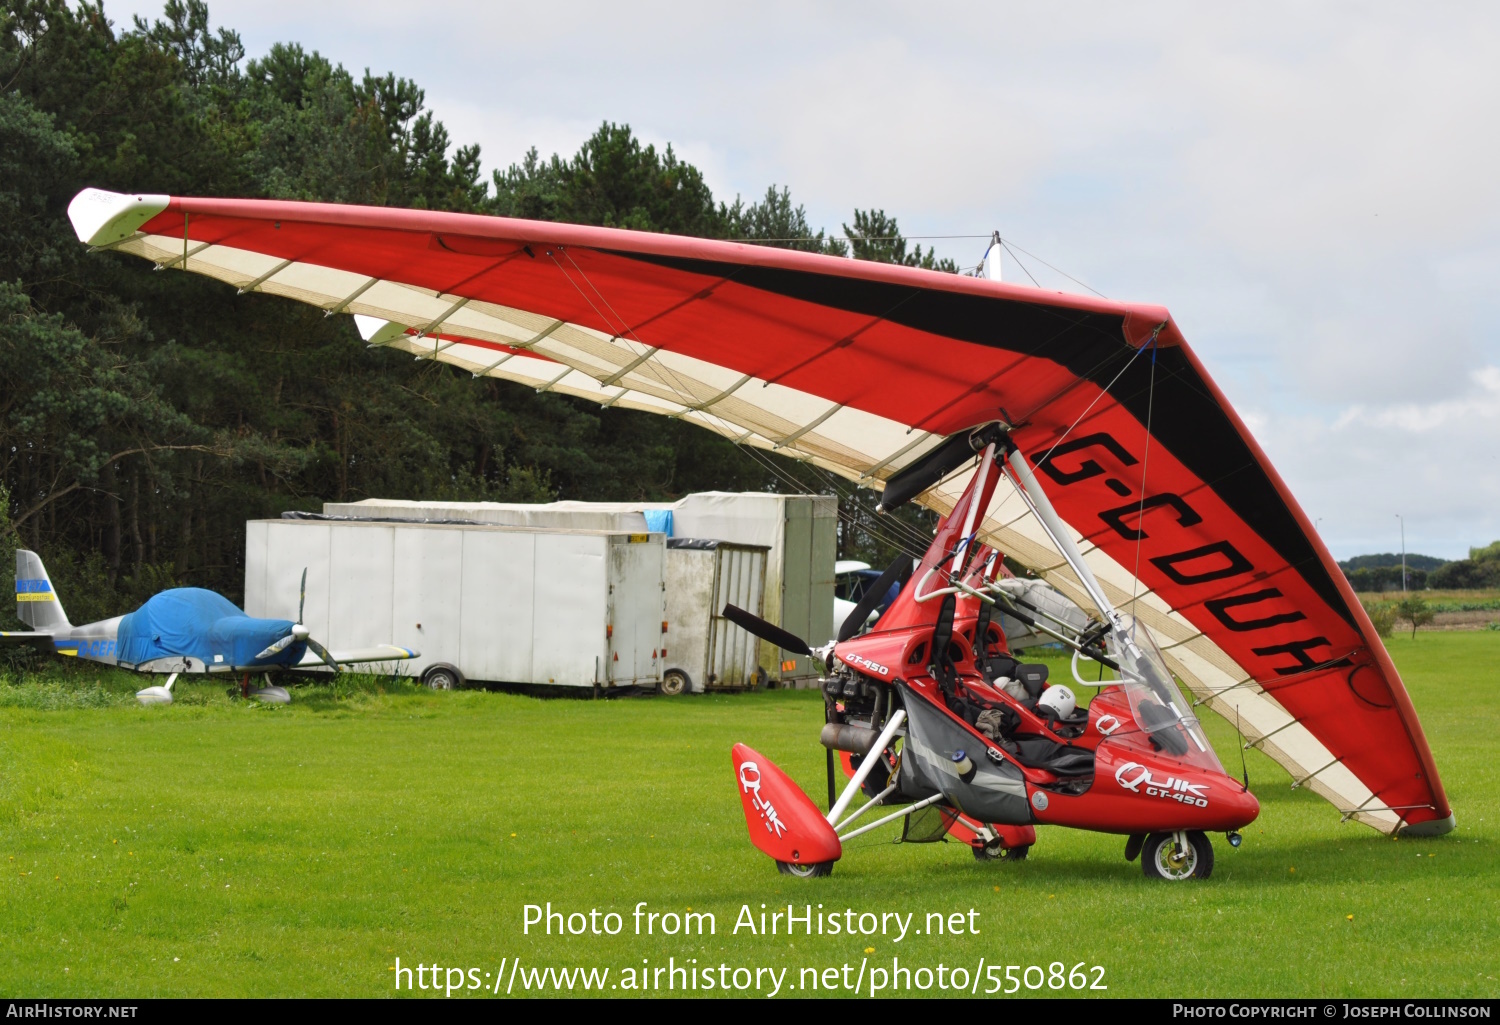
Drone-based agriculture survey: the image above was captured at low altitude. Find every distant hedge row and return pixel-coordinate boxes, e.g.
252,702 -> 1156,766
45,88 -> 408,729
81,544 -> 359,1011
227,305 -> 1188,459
1342,540 -> 1500,592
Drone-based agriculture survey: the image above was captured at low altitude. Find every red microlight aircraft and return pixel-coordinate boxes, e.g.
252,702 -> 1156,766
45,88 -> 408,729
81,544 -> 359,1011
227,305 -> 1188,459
65,188 -> 1454,875
725,424 -> 1261,880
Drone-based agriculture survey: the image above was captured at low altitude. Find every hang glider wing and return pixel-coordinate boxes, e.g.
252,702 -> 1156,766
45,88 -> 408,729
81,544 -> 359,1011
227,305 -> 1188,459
68,188 -> 1452,835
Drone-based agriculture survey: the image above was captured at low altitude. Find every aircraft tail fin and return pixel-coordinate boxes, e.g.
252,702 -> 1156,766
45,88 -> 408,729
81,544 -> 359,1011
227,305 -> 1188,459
15,550 -> 70,632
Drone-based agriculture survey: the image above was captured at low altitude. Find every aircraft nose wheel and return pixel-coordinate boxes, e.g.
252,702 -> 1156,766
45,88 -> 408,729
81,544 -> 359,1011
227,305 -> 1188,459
1142,830 -> 1214,880
776,860 -> 833,878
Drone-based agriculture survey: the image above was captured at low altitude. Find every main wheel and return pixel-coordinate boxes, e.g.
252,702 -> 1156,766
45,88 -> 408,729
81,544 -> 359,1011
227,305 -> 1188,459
659,669 -> 689,696
421,664 -> 464,691
776,860 -> 833,878
1141,831 -> 1214,881
973,839 -> 1031,862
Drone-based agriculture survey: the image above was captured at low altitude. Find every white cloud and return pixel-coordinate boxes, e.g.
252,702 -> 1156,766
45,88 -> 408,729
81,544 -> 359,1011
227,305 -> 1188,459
1241,365 -> 1500,559
1334,366 -> 1500,433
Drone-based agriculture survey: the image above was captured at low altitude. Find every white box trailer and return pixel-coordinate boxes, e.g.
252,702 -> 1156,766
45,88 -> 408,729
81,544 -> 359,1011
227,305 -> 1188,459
320,492 -> 837,684
661,539 -> 769,694
244,518 -> 665,691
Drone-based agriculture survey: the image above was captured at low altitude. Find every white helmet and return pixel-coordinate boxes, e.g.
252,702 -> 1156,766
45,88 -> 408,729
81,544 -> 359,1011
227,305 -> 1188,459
1037,684 -> 1076,720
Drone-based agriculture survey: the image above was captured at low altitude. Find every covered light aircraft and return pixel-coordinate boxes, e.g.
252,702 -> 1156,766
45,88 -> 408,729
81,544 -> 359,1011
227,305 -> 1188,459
4,550 -> 417,704
64,188 -> 1452,855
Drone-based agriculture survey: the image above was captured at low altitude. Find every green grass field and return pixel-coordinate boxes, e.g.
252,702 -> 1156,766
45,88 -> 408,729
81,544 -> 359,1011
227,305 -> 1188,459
1,633 -> 1495,998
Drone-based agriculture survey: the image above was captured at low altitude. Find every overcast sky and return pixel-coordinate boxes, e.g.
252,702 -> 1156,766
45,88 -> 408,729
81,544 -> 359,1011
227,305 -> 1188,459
104,1 -> 1500,560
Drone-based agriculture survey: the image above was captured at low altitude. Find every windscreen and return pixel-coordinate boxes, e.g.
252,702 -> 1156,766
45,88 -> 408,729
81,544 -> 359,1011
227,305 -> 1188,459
1106,616 -> 1223,773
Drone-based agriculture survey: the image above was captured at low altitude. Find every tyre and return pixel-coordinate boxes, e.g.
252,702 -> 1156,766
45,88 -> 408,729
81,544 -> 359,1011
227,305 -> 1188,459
1141,831 -> 1214,881
973,840 -> 1031,862
776,860 -> 833,878
659,669 -> 689,696
421,663 -> 464,691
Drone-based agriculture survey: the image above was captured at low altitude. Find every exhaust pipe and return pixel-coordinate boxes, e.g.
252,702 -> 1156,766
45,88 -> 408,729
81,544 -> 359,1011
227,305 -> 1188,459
820,722 -> 878,756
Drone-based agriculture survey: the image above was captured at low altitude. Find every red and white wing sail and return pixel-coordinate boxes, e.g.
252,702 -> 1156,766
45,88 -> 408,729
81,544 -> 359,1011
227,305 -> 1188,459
68,188 -> 1452,835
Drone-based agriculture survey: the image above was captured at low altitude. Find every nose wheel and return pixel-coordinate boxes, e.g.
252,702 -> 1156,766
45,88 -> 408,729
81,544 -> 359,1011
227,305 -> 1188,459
1141,830 -> 1214,880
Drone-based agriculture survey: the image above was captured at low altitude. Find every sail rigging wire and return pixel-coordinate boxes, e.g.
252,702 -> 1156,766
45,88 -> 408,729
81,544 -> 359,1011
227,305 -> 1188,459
999,238 -> 1109,299
999,239 -> 1041,289
723,231 -> 1108,301
1032,328 -> 1161,470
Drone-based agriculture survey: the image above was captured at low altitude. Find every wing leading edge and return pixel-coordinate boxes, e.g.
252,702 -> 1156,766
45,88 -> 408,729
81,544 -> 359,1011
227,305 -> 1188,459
296,645 -> 419,668
67,188 -> 1452,835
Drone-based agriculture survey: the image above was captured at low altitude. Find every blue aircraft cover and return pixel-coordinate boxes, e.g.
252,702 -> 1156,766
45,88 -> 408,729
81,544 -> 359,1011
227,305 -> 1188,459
643,509 -> 674,537
116,588 -> 295,667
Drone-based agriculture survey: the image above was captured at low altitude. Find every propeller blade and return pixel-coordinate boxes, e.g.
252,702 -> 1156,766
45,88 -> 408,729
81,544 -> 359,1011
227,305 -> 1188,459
253,624 -> 310,661
255,634 -> 295,660
298,567 -> 307,624
836,554 -> 914,642
305,636 -> 341,673
722,604 -> 811,656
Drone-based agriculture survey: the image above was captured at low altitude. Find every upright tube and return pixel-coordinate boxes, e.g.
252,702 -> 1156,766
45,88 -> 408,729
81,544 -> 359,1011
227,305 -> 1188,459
826,709 -> 906,827
952,443 -> 995,574
1005,447 -> 1117,620
1007,444 -> 1207,752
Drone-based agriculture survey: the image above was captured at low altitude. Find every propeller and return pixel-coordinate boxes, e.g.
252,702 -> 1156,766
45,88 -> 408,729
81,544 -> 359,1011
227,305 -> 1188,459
723,553 -> 914,670
722,604 -> 813,657
835,554 -> 914,642
252,567 -> 341,672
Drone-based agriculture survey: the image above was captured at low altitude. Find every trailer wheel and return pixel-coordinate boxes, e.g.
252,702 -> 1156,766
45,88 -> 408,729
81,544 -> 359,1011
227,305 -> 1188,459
1142,831 -> 1214,881
973,839 -> 1030,862
776,860 -> 833,878
659,669 -> 690,696
421,663 -> 464,691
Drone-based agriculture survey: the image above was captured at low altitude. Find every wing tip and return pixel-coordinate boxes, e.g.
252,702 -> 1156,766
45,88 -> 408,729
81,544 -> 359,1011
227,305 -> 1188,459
1396,811 -> 1456,838
68,188 -> 170,247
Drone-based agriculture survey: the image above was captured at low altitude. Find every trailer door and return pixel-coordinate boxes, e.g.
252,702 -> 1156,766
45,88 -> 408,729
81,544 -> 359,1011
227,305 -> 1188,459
707,544 -> 767,687
607,534 -> 664,687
